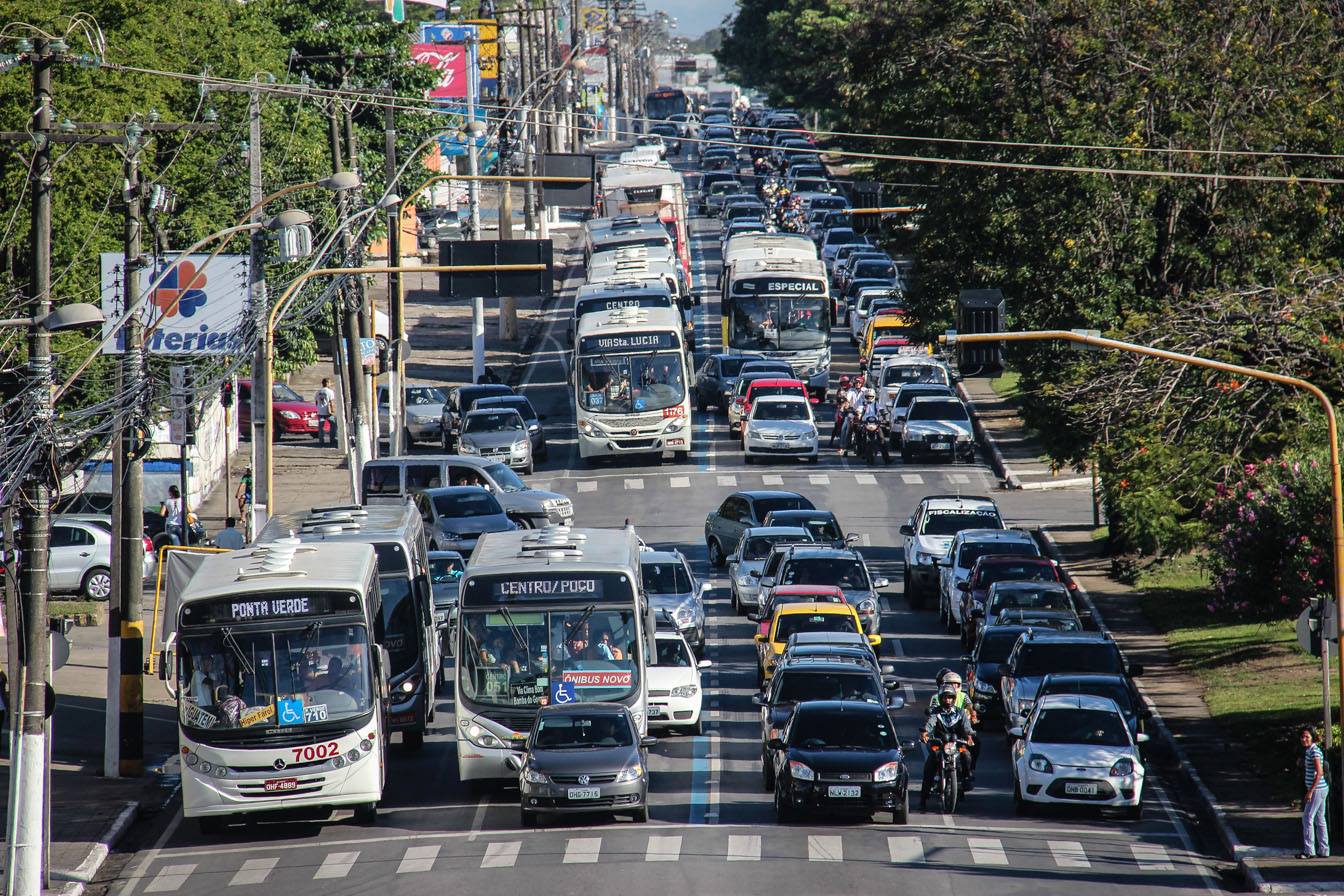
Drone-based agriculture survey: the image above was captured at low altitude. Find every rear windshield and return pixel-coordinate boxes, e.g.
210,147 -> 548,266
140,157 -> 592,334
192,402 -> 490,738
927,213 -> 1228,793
1017,643 -> 1124,677
1031,708 -> 1129,747
989,586 -> 1070,613
642,562 -> 692,594
978,562 -> 1057,587
957,541 -> 1037,568
884,367 -> 945,387
908,400 -> 968,421
1040,680 -> 1133,714
755,496 -> 814,517
719,357 -> 751,377
744,534 -> 811,560
920,508 -> 1002,536
780,558 -> 868,590
775,671 -> 881,704
774,612 -> 860,642
754,401 -> 809,421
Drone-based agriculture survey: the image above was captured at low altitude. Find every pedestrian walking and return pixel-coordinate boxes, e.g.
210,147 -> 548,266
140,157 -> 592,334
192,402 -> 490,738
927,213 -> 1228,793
159,485 -> 184,546
314,377 -> 337,446
1298,726 -> 1331,859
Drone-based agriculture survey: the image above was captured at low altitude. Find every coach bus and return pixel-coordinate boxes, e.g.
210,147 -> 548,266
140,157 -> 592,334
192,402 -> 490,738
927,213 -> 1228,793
645,86 -> 692,120
573,305 -> 692,463
454,526 -> 652,782
169,540 -> 386,832
721,255 -> 832,397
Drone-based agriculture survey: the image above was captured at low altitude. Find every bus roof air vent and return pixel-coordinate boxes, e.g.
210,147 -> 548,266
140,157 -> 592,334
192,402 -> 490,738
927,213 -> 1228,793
516,548 -> 585,560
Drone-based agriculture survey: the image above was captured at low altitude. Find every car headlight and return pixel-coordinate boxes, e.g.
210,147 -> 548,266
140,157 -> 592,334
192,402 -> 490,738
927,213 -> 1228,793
512,439 -> 529,452
736,575 -> 755,588
670,684 -> 699,698
614,763 -> 645,783
857,598 -> 877,615
915,551 -> 939,565
1028,754 -> 1053,773
873,761 -> 902,783
788,760 -> 816,781
905,430 -> 925,442
956,433 -> 972,442
522,766 -> 550,784
664,417 -> 686,432
673,600 -> 700,627
459,720 -> 507,749
410,414 -> 434,424
1109,758 -> 1135,777
279,410 -> 300,420
460,443 -> 479,454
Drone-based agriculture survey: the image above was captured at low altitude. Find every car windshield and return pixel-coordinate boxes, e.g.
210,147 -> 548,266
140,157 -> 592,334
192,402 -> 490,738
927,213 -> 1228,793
429,556 -> 465,586
979,563 -> 1057,588
958,541 -> 1036,568
754,401 -> 810,421
884,366 -> 946,387
654,638 -> 693,667
1041,680 -> 1133,713
824,229 -> 858,246
479,398 -> 534,420
920,509 -> 1001,536
780,558 -> 868,590
534,712 -> 635,749
774,612 -> 860,641
178,624 -> 373,732
433,490 -> 503,519
1018,643 -> 1125,676
465,412 -> 524,433
578,350 -> 686,415
406,386 -> 446,406
908,400 -> 968,422
894,387 -> 949,408
789,709 -> 895,750
484,463 -> 528,493
776,672 -> 881,704
272,383 -> 304,403
1032,708 -> 1130,747
460,609 -> 640,706
989,586 -> 1069,613
855,261 -> 896,279
642,562 -> 692,594
798,517 -> 842,541
976,631 -> 1024,666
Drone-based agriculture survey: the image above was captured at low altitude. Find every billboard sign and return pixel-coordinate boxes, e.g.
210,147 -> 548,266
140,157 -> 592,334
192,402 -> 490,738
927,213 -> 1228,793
99,252 -> 251,355
411,41 -> 469,100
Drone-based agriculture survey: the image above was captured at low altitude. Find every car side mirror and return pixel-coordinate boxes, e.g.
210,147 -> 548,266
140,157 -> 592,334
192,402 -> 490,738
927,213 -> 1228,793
887,694 -> 905,710
746,611 -> 761,623
867,634 -> 882,648
749,569 -> 761,578
750,693 -> 765,706
767,737 -> 785,751
899,524 -> 914,537
956,581 -> 970,593
761,577 -> 775,588
1007,726 -> 1024,739
900,738 -> 920,752
879,662 -> 897,676
1136,732 -> 1151,744
1128,664 -> 1144,677
640,736 -> 658,749
845,533 -> 861,545
697,658 -> 713,669
753,633 -> 766,643
873,577 -> 889,589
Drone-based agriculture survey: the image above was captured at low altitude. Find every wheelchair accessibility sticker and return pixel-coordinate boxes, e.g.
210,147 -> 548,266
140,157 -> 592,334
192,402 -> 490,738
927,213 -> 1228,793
278,698 -> 305,726
550,681 -> 577,705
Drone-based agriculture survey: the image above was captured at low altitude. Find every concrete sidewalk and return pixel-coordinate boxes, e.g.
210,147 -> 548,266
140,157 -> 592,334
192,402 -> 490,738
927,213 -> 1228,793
959,375 -> 1094,492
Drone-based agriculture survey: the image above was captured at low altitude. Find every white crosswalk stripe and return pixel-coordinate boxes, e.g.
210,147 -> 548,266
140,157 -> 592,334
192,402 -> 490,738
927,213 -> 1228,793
726,834 -> 761,861
1131,843 -> 1174,870
967,837 -> 1008,865
564,837 -> 602,864
888,836 -> 924,864
1048,840 -> 1089,868
854,473 -> 877,484
481,842 -> 521,869
901,473 -> 924,485
808,474 -> 830,485
625,478 -> 644,490
314,852 -> 360,879
577,480 -> 597,492
807,835 -> 843,862
397,845 -> 440,874
949,473 -> 970,483
761,474 -> 783,485
670,476 -> 691,488
228,858 -> 277,886
716,475 -> 737,486
645,835 -> 683,862
145,864 -> 196,892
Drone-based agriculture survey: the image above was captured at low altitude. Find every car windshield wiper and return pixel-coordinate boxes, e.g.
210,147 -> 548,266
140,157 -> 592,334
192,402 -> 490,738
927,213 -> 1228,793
220,627 -> 254,676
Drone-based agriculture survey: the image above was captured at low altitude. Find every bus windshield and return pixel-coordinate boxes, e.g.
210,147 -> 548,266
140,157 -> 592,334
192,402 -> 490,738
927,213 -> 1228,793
730,296 -> 828,351
459,609 -> 641,706
178,623 -> 373,732
579,351 -> 686,414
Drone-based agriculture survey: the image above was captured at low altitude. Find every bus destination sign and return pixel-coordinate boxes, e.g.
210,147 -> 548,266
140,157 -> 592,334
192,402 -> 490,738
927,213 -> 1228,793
579,331 -> 679,354
576,294 -> 672,319
183,592 -> 360,625
462,571 -> 634,607
735,277 -> 827,295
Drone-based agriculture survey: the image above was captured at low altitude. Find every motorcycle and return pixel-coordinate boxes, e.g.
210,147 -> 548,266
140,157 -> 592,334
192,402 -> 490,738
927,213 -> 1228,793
928,736 -> 972,814
857,417 -> 883,465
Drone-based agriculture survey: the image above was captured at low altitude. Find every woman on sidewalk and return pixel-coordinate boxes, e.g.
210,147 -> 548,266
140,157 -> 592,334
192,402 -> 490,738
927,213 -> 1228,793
1299,726 -> 1330,859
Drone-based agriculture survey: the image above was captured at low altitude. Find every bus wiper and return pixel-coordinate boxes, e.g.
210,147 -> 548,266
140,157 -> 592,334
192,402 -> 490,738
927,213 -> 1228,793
497,606 -> 529,656
292,620 -> 323,678
565,605 -> 597,642
221,628 -> 254,676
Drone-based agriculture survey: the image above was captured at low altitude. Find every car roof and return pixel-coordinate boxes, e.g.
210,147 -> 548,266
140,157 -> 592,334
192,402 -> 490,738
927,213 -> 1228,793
474,395 -> 532,409
778,656 -> 876,674
736,490 -> 808,500
1034,693 -> 1125,714
536,702 -> 629,717
747,378 -> 807,389
786,631 -> 869,645
753,394 -> 811,407
790,699 -> 888,715
421,485 -> 497,498
782,546 -> 858,560
1019,631 -> 1112,646
922,495 -> 998,511
774,601 -> 856,617
1040,672 -> 1129,684
958,528 -> 1034,543
974,554 -> 1054,568
766,509 -> 835,520
743,525 -> 811,536
976,625 -> 1031,644
774,584 -> 844,597
991,579 -> 1068,591
640,551 -> 684,564
464,406 -> 522,416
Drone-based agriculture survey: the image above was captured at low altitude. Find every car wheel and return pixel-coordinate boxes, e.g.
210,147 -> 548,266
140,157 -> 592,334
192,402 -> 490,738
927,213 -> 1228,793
900,446 -> 912,464
762,757 -> 775,791
743,453 -> 754,465
524,463 -> 534,475
520,809 -> 539,827
686,719 -> 702,736
1124,801 -> 1143,821
892,786 -> 909,824
731,588 -> 740,614
774,781 -> 794,822
707,539 -> 726,569
82,566 -> 112,601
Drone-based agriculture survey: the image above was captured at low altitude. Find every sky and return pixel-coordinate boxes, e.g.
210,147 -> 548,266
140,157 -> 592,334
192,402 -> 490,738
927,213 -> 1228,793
651,0 -> 737,37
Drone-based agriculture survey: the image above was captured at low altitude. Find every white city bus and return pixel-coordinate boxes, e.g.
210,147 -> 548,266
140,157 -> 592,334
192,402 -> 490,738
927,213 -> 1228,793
167,540 -> 387,832
597,164 -> 692,287
454,526 -> 652,782
573,305 -> 693,462
569,279 -> 678,346
722,255 -> 832,397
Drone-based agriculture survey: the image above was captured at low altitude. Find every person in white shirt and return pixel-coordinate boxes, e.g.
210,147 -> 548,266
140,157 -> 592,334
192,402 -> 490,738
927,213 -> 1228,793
314,377 -> 337,446
159,485 -> 184,545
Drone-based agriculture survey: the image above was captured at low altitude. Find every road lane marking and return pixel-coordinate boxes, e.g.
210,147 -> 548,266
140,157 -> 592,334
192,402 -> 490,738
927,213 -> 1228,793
901,473 -> 924,484
228,858 -> 277,886
855,473 -> 876,484
949,473 -> 970,483
707,731 -> 721,822
480,841 -> 521,868
145,864 -> 195,892
313,852 -> 360,879
689,735 -> 710,823
808,474 -> 830,485
761,474 -> 783,485
716,475 -> 737,487
888,836 -> 924,864
645,835 -> 682,862
726,835 -> 761,861
468,795 -> 489,841
807,835 -> 843,862
396,845 -> 440,873
1131,843 -> 1174,870
967,837 -> 1008,865
625,478 -> 645,490
1048,840 -> 1089,868
563,837 -> 602,863
670,476 -> 690,488
577,480 -> 597,492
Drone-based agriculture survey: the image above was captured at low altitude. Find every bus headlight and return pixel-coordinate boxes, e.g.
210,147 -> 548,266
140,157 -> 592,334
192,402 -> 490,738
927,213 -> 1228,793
199,760 -> 214,775
347,749 -> 362,762
578,419 -> 603,436
213,765 -> 228,779
664,417 -> 686,432
331,754 -> 347,768
184,753 -> 199,768
359,739 -> 373,753
460,720 -> 507,749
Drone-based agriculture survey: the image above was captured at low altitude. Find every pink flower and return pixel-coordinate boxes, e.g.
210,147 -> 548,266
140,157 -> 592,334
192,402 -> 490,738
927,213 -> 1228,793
1244,463 -> 1258,476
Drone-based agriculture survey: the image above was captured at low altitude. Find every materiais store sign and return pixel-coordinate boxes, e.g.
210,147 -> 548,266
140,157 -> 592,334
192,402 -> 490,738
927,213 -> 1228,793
100,252 -> 251,356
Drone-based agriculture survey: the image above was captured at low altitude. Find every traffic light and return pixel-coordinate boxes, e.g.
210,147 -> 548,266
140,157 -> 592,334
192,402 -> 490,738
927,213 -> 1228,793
220,380 -> 234,408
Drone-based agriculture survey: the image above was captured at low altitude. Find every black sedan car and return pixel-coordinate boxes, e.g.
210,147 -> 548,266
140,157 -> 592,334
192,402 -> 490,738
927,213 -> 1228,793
961,624 -> 1031,725
767,700 -> 910,823
693,353 -> 759,412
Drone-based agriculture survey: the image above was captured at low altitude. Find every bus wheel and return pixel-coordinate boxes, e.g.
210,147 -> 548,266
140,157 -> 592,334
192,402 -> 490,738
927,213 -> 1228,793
198,816 -> 225,836
353,803 -> 378,825
402,729 -> 425,751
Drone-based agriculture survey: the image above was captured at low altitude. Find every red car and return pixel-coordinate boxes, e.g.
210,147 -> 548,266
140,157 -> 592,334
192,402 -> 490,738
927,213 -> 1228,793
237,378 -> 320,440
731,377 -> 813,434
957,555 -> 1072,647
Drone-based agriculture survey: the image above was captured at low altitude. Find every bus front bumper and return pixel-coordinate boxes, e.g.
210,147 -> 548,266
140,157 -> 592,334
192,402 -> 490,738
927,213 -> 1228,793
577,426 -> 689,457
182,737 -> 381,818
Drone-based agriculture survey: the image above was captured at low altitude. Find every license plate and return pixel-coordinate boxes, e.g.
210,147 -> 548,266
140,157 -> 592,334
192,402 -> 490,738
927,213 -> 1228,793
648,706 -> 666,718
567,787 -> 601,800
930,442 -> 951,450
263,778 -> 299,793
1064,782 -> 1098,796
827,785 -> 862,799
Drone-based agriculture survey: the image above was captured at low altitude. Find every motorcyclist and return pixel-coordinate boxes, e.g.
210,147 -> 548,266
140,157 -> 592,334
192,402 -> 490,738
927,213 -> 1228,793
839,386 -> 872,456
926,670 -> 980,780
920,684 -> 976,810
858,388 -> 891,463
829,394 -> 852,448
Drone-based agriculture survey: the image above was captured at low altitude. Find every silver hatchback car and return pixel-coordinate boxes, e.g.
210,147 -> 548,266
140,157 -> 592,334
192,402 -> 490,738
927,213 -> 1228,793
50,515 -> 157,600
458,408 -> 534,473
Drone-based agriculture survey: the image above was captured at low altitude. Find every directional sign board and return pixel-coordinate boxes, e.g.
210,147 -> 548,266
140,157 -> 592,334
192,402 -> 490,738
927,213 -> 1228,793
540,153 -> 596,208
438,239 -> 554,299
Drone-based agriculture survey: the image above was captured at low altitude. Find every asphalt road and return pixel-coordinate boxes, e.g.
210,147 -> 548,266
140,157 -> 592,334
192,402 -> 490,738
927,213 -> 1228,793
101,154 -> 1227,896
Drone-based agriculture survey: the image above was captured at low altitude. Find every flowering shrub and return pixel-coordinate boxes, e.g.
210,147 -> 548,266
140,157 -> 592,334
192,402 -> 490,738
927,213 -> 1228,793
1202,456 -> 1333,618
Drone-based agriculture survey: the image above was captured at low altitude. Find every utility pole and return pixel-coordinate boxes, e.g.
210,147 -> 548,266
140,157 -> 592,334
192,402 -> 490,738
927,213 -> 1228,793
247,87 -> 270,535
384,90 -> 405,456
605,0 -> 617,141
520,3 -> 537,240
570,0 -> 581,152
342,94 -> 376,458
106,139 -> 145,780
11,36 -> 55,896
467,34 -> 487,381
493,25 -> 518,347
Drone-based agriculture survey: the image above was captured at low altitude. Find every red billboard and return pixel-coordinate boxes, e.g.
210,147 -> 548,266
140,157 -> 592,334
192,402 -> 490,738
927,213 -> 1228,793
411,42 -> 468,99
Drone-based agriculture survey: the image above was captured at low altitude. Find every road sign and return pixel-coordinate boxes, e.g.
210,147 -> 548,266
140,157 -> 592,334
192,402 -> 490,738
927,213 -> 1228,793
438,239 -> 554,299
540,153 -> 596,208
1297,599 -> 1339,656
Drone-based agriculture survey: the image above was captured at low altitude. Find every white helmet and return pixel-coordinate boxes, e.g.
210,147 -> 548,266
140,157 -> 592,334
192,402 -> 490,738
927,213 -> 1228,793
865,388 -> 876,400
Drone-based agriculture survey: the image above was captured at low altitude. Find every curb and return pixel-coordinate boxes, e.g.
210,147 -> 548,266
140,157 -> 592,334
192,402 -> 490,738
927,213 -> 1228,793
1034,527 -> 1271,894
50,800 -> 139,896
955,382 -> 1020,490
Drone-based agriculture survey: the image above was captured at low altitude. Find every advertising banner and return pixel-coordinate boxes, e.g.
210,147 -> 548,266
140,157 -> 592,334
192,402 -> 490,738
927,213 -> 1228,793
411,41 -> 469,100
99,252 -> 251,355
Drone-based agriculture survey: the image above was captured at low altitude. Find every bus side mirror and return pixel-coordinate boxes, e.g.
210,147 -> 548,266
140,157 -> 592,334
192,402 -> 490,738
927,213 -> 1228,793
376,646 -> 391,702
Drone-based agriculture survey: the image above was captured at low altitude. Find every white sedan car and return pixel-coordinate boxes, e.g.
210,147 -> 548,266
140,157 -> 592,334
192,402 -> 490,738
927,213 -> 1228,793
1010,693 -> 1148,819
742,396 -> 820,463
647,630 -> 711,735
51,515 -> 157,600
